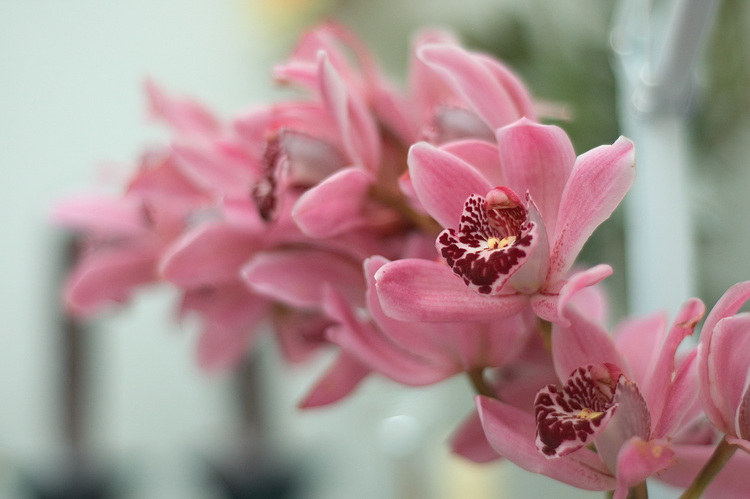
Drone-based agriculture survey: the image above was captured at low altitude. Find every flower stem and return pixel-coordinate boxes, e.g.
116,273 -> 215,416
678,436 -> 738,499
467,368 -> 495,398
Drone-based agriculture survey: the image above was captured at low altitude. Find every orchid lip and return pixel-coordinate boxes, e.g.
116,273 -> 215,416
436,187 -> 535,296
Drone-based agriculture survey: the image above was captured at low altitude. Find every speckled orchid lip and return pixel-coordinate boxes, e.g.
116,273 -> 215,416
436,187 -> 537,296
535,363 -> 623,458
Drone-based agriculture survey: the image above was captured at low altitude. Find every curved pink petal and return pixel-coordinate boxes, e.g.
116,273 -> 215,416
702,281 -> 750,341
318,52 -> 380,171
594,378 -> 651,472
160,223 -> 260,288
65,244 -> 158,317
699,281 -> 750,434
449,411 -> 502,463
495,119 -> 576,236
171,140 -> 256,197
364,257 -> 460,366
366,257 -> 531,372
476,395 -> 616,490
145,79 -> 221,136
651,350 -> 701,439
418,44 -> 528,130
475,53 -> 537,120
292,166 -> 375,238
547,136 -> 635,282
408,142 -> 493,229
408,30 -> 459,121
180,284 -> 270,370
273,310 -> 331,364
551,307 -> 627,383
705,314 -> 750,436
613,438 -> 674,499
324,285 -> 453,386
298,352 -> 370,409
374,258 -> 528,322
530,264 -> 613,325
640,298 -> 704,431
440,139 -> 503,186
613,312 -> 668,389
242,249 -> 365,310
51,195 -> 147,237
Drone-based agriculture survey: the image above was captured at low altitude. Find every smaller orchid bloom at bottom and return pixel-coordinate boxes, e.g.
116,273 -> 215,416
477,297 -> 709,498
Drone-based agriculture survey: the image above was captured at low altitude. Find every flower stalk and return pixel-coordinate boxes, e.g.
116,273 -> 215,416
679,436 -> 738,499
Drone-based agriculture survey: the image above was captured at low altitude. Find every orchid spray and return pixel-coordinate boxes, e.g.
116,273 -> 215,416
54,22 -> 750,498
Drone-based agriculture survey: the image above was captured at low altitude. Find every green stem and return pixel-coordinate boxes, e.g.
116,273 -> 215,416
679,436 -> 738,499
467,368 -> 495,398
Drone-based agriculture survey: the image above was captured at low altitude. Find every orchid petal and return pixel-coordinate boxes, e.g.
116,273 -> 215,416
651,350 -> 701,439
51,195 -> 147,237
375,258 -> 528,322
449,411 -> 501,463
364,257 -> 460,365
440,139 -> 503,186
698,281 -> 750,434
613,312 -> 668,389
476,396 -> 616,490
298,352 -> 370,409
273,310 -> 332,364
641,298 -> 704,431
548,136 -> 635,281
531,264 -> 612,325
145,79 -> 220,136
613,438 -> 674,499
160,223 -> 259,288
324,285 -> 453,386
292,166 -> 375,238
418,44 -> 527,129
594,378 -> 651,473
64,244 -> 158,317
172,140 -> 256,197
474,53 -> 537,120
180,284 -> 270,370
242,249 -> 365,310
318,52 -> 380,171
705,314 -> 750,436
495,119 -> 576,236
551,307 -> 626,383
408,142 -> 493,229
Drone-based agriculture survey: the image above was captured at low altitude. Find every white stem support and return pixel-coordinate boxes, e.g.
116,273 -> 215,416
612,0 -> 718,315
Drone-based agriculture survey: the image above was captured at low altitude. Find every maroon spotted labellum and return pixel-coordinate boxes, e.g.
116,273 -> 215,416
535,363 -> 623,458
436,186 -> 540,296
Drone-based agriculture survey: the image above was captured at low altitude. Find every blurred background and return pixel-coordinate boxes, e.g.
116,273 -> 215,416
1,0 -> 749,497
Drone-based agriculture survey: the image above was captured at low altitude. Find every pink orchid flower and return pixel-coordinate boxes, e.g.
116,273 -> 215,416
376,118 -> 635,324
698,280 -> 750,453
53,149 -> 209,317
477,298 -> 714,497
